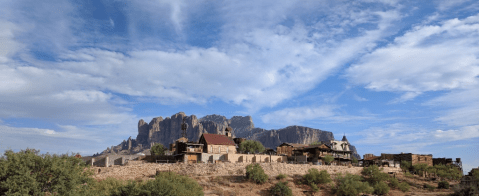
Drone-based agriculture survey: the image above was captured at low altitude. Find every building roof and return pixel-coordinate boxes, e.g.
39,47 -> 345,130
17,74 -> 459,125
364,156 -> 381,161
201,133 -> 236,146
341,135 -> 349,142
280,143 -> 309,148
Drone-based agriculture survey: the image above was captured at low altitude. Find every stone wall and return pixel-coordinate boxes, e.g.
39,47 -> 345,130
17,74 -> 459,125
93,162 -> 402,181
85,155 -> 144,167
225,154 -> 287,163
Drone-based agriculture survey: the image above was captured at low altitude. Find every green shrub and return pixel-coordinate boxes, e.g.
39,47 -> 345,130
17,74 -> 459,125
438,181 -> 449,189
0,149 -> 95,195
323,155 -> 334,165
452,185 -> 478,196
398,182 -> 410,192
335,173 -> 373,196
389,178 -> 399,188
373,181 -> 390,195
413,163 -> 428,176
304,168 -> 331,185
400,161 -> 412,172
361,165 -> 389,184
270,181 -> 292,196
404,171 -> 413,178
351,157 -> 358,164
434,164 -> 462,181
310,183 -> 319,192
92,177 -> 128,195
246,164 -> 268,184
276,174 -> 287,180
111,172 -> 204,196
423,183 -> 435,191
150,143 -> 166,156
239,140 -> 265,154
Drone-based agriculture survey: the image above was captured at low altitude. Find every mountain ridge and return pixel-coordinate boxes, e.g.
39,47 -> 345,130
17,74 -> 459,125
101,112 -> 361,159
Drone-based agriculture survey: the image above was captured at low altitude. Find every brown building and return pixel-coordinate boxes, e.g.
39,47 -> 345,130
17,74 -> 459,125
276,143 -> 309,156
393,153 -> 433,166
198,133 -> 237,154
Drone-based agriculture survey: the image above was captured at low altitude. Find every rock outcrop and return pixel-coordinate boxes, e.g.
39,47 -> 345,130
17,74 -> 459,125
102,112 -> 360,159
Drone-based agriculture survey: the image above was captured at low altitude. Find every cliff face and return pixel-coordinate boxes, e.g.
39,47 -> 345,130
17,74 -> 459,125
104,112 -> 360,159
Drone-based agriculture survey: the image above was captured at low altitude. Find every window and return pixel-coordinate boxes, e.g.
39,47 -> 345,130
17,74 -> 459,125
227,147 -> 229,153
218,146 -> 221,153
210,146 -> 213,153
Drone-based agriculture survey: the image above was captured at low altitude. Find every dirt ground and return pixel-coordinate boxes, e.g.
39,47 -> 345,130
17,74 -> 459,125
91,161 -> 457,196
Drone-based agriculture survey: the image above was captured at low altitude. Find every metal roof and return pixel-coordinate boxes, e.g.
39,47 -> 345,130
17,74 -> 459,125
201,133 -> 236,146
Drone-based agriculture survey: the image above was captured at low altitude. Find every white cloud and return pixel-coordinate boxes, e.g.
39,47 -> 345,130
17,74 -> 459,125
345,14 -> 479,102
356,123 -> 479,148
261,105 -> 374,126
353,94 -> 368,102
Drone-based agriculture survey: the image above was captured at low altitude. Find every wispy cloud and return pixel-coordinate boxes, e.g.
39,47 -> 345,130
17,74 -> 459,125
345,13 -> 479,103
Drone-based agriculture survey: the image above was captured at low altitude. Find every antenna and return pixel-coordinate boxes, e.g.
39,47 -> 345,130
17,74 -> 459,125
181,117 -> 188,138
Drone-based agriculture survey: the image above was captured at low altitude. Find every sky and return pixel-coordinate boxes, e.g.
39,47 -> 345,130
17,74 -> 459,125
0,0 -> 478,173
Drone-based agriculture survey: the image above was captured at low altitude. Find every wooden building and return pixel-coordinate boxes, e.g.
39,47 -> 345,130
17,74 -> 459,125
198,133 -> 236,154
394,153 -> 433,166
276,143 -> 309,156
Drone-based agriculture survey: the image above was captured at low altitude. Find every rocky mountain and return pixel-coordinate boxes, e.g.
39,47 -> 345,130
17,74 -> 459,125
102,112 -> 361,159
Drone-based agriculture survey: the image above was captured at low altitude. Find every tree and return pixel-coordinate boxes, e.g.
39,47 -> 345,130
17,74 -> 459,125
0,149 -> 95,195
400,161 -> 412,173
239,140 -> 265,154
310,141 -> 322,145
352,157 -> 358,164
361,165 -> 389,185
473,169 -> 479,181
323,155 -> 334,165
150,143 -> 166,156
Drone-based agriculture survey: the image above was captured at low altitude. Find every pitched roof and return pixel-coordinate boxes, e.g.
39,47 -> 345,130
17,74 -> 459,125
281,143 -> 309,148
201,133 -> 236,146
364,156 -> 380,161
341,135 -> 348,142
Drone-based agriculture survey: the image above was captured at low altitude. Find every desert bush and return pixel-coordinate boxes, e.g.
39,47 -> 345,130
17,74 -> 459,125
270,182 -> 292,196
404,171 -> 413,178
373,181 -> 390,195
323,155 -> 334,165
335,173 -> 373,196
245,164 -> 268,184
93,177 -> 128,195
423,183 -> 435,191
451,185 -> 478,196
310,183 -> 319,192
437,181 -> 449,189
150,143 -> 166,156
389,177 -> 399,188
400,161 -> 412,172
434,164 -> 462,181
304,168 -> 331,185
361,165 -> 389,184
276,174 -> 287,180
112,172 -> 204,196
0,149 -> 95,195
351,157 -> 358,164
412,163 -> 428,176
398,182 -> 410,192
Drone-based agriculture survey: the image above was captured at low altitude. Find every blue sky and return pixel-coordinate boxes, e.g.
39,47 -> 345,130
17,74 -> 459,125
1,0 -> 478,173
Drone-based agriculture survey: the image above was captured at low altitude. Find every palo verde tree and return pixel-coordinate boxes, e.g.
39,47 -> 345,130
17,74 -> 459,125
239,140 -> 265,154
150,143 -> 166,156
